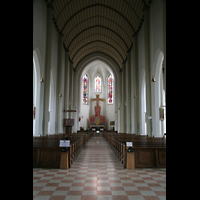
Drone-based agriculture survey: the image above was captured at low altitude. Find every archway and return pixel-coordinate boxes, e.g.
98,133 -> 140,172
74,52 -> 120,132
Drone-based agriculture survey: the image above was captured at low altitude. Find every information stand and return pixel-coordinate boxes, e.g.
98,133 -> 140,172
126,142 -> 135,169
60,152 -> 69,169
60,140 -> 70,169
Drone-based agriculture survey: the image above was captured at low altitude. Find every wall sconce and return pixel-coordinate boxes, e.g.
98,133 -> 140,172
59,92 -> 62,97
162,60 -> 164,73
151,74 -> 156,82
40,74 -> 44,83
33,105 -> 36,119
125,101 -> 127,106
134,94 -> 137,98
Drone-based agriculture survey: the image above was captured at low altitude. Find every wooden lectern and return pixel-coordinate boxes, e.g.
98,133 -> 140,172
63,109 -> 76,134
64,118 -> 74,134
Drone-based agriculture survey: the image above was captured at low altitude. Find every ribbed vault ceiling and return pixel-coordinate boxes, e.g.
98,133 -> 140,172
46,0 -> 151,69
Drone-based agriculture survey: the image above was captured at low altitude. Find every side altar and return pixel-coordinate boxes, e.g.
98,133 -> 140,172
89,95 -> 106,129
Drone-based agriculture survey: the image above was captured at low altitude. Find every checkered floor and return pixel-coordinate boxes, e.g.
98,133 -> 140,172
33,136 -> 166,200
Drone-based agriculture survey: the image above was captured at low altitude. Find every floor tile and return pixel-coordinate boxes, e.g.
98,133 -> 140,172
52,191 -> 68,196
140,191 -> 157,196
111,190 -> 126,195
65,195 -> 81,200
81,195 -> 97,200
143,196 -> 160,200
127,196 -> 145,200
126,191 -> 141,195
49,196 -> 66,200
97,195 -> 112,200
37,191 -> 54,196
33,136 -> 166,200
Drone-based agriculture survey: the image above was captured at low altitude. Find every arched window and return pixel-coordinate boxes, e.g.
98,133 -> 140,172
83,75 -> 88,104
108,74 -> 113,104
95,75 -> 101,92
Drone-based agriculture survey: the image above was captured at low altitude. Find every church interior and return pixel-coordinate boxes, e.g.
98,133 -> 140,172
33,0 -> 166,199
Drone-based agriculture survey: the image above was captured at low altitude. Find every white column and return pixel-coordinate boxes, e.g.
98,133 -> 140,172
120,67 -> 125,133
118,71 -> 121,132
130,42 -> 137,134
56,34 -> 65,134
43,7 -> 53,136
144,8 -> 152,136
126,53 -> 131,133
48,19 -> 58,135
64,53 -> 70,118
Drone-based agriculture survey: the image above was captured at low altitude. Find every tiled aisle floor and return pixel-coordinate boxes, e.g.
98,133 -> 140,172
33,136 -> 166,200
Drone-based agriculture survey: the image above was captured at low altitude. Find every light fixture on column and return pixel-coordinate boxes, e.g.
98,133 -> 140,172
134,94 -> 137,98
162,60 -> 164,73
59,92 -> 62,97
152,74 -> 156,82
33,105 -> 35,119
40,74 -> 44,83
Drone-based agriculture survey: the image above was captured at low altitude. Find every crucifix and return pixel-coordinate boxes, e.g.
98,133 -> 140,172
90,94 -> 105,116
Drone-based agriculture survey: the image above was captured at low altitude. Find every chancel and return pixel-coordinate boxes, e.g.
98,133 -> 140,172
33,0 -> 166,199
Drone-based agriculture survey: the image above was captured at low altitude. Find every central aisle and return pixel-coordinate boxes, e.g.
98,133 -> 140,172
72,135 -> 124,171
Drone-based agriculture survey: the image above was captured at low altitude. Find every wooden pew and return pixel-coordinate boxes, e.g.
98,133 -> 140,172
33,133 -> 91,168
103,132 -> 166,168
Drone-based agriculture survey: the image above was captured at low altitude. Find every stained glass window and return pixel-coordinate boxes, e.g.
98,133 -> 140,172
83,75 -> 88,104
95,76 -> 101,92
108,74 -> 113,104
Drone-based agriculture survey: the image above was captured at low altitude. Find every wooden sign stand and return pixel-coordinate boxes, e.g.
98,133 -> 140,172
60,152 -> 69,169
126,142 -> 135,170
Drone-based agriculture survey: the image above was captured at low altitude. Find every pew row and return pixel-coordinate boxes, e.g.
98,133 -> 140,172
103,132 -> 166,168
33,133 -> 91,168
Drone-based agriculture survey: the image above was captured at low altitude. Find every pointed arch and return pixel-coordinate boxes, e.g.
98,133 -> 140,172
95,75 -> 101,93
108,74 -> 113,104
83,74 -> 88,104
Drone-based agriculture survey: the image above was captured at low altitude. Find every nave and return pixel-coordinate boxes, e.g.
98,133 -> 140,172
33,135 -> 166,200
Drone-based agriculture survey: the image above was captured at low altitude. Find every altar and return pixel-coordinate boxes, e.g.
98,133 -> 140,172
90,124 -> 104,130
90,125 -> 105,128
89,95 -> 106,129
